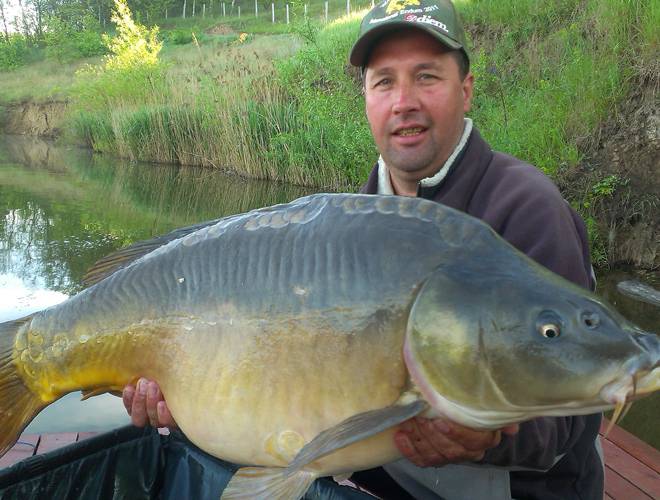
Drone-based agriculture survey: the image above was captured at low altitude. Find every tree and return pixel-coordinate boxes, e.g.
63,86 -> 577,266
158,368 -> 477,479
0,0 -> 10,42
103,0 -> 161,70
16,0 -> 30,38
26,0 -> 47,39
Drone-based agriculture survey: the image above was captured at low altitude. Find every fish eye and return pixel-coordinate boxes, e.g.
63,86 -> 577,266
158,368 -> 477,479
536,311 -> 563,339
581,311 -> 600,329
539,324 -> 561,339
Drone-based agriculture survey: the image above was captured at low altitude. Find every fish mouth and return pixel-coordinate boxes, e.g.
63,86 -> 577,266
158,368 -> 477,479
599,367 -> 660,405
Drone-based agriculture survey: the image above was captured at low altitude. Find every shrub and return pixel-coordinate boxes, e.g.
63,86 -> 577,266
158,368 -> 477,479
73,0 -> 165,129
164,28 -> 194,45
44,15 -> 106,63
103,0 -> 162,71
273,14 -> 374,186
0,35 -> 29,71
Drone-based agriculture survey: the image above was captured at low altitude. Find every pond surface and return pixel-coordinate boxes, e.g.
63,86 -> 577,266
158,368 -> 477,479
0,135 -> 657,449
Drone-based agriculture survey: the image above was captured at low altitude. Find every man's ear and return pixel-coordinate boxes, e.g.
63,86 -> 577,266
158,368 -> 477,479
462,72 -> 474,113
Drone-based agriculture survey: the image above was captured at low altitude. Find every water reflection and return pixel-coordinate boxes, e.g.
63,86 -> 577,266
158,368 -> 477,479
0,134 -> 313,435
0,134 -> 313,295
596,268 -> 660,333
0,273 -> 67,323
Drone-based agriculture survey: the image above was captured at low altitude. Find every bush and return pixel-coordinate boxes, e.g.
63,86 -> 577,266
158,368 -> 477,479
74,0 -> 165,111
164,28 -> 194,45
44,15 -> 106,63
103,0 -> 162,71
0,35 -> 30,71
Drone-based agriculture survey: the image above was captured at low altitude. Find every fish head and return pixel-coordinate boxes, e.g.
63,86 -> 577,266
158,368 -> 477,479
403,263 -> 660,428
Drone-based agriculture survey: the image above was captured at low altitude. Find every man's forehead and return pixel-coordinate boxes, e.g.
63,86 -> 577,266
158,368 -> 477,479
365,28 -> 453,68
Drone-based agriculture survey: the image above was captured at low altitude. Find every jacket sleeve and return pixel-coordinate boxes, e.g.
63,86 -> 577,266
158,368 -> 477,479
476,166 -> 598,470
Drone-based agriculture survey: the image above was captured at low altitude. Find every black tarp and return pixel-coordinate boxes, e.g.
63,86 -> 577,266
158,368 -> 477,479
0,426 -> 376,499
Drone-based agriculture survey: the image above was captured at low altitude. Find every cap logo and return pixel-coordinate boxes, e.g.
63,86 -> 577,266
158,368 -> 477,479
403,13 -> 448,32
385,0 -> 420,14
369,1 -> 444,26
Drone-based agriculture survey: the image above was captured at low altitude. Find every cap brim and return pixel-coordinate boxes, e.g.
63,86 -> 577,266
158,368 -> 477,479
349,22 -> 463,67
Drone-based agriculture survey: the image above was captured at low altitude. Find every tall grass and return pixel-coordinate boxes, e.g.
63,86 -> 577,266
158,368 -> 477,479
71,33 -> 357,186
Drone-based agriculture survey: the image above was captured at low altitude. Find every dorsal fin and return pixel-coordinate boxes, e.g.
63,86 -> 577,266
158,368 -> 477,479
82,218 -> 222,288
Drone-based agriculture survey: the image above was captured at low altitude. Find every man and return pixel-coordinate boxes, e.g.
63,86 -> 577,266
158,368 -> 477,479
124,1 -> 603,498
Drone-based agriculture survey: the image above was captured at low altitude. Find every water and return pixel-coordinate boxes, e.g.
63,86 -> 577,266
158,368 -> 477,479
0,135 -> 657,448
0,134 -> 312,434
596,269 -> 660,449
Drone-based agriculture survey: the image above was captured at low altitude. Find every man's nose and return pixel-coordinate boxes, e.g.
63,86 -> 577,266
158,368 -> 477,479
391,81 -> 420,114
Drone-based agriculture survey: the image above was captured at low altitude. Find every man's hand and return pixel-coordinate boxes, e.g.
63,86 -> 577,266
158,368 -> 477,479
122,378 -> 177,429
394,417 -> 519,467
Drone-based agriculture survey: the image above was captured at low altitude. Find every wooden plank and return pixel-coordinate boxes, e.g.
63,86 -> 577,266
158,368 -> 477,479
601,419 -> 660,474
36,432 -> 78,455
604,466 -> 652,500
76,432 -> 99,442
601,438 -> 660,498
0,434 -> 39,469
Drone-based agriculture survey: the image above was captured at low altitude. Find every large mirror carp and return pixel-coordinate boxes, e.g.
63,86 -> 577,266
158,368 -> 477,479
0,194 -> 658,499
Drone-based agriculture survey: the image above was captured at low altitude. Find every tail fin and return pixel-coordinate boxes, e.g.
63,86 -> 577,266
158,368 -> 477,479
222,466 -> 317,500
0,316 -> 45,457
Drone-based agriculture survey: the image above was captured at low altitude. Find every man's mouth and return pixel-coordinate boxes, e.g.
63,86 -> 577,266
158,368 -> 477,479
395,127 -> 424,137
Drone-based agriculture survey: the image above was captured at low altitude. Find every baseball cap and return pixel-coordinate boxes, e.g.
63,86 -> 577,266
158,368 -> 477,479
349,0 -> 469,68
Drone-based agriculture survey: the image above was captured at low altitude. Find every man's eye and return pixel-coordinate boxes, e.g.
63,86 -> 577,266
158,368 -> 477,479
374,78 -> 391,88
419,73 -> 438,81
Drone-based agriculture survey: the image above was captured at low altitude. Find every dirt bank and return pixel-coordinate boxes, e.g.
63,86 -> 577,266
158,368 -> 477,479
560,74 -> 659,270
1,101 -> 68,137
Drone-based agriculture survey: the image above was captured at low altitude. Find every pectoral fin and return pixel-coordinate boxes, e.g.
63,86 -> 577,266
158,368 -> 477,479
286,399 -> 428,474
221,466 -> 316,500
80,386 -> 124,400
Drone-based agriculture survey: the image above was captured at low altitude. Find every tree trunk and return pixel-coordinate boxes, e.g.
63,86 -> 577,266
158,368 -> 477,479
16,0 -> 30,39
0,0 -> 10,43
34,0 -> 43,40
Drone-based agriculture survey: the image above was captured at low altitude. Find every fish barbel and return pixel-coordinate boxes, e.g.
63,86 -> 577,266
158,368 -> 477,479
0,193 -> 658,499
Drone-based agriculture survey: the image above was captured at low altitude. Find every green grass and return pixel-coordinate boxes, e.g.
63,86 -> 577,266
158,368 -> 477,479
58,0 -> 655,192
457,0 -> 643,177
0,55 -> 104,103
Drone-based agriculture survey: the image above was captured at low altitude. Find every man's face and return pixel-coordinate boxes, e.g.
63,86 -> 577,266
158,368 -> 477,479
364,29 -> 473,190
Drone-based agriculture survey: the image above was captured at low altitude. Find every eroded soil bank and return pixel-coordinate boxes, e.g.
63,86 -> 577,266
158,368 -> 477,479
2,87 -> 658,270
0,101 -> 68,137
560,75 -> 659,270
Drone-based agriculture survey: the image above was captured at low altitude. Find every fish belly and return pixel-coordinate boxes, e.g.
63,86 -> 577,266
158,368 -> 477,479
156,313 -> 409,474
